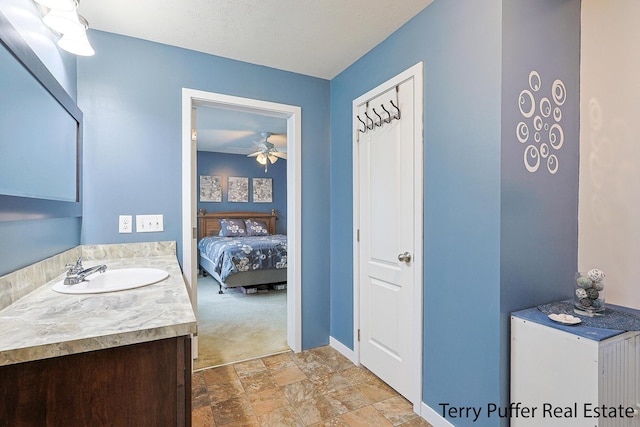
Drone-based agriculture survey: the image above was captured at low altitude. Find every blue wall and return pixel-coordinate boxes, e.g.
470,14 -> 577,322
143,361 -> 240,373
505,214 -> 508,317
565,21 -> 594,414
330,0 -> 579,425
331,1 -> 502,420
197,151 -> 287,234
500,0 -> 580,415
0,3 -> 79,276
77,31 -> 330,349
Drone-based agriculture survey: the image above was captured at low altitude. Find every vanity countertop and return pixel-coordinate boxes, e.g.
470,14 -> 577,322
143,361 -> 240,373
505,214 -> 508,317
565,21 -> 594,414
0,254 -> 196,366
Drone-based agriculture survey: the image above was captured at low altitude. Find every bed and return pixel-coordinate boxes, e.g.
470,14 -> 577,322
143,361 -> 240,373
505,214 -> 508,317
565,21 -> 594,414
197,209 -> 287,293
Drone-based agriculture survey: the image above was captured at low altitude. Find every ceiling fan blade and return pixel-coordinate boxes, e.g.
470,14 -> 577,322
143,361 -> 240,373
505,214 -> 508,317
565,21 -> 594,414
271,151 -> 287,159
247,152 -> 261,157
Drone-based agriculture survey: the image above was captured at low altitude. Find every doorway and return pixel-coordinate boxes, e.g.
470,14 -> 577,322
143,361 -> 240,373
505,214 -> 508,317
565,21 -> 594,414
181,89 -> 302,357
352,63 -> 423,411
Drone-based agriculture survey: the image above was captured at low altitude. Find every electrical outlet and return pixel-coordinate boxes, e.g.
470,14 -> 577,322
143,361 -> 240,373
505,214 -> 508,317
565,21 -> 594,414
136,214 -> 164,232
118,215 -> 132,233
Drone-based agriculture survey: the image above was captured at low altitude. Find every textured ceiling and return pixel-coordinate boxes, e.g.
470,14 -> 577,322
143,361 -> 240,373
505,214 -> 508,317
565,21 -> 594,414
77,0 -> 433,152
78,0 -> 433,79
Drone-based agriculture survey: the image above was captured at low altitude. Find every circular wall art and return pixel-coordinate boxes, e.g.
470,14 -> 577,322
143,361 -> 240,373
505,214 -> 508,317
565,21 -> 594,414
516,71 -> 566,174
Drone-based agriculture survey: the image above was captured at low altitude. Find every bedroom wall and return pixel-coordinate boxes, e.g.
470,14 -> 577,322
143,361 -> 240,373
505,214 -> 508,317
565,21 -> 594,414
77,31 -> 331,349
0,2 -> 80,277
579,0 -> 640,310
197,151 -> 287,234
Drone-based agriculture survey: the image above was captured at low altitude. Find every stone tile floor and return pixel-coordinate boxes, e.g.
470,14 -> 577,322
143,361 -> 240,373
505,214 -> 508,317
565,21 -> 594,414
192,345 -> 433,426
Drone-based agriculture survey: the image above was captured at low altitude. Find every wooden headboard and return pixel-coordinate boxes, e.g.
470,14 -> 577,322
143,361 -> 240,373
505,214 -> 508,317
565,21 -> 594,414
197,209 -> 278,240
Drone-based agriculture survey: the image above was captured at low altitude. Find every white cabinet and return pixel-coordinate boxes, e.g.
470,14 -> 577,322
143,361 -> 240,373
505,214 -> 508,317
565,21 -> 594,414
511,308 -> 640,427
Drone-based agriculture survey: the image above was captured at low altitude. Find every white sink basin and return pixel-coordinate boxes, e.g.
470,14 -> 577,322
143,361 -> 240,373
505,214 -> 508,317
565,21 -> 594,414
52,268 -> 169,294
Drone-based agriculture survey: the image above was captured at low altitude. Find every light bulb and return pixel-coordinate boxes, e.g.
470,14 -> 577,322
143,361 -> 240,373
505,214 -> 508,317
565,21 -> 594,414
256,153 -> 268,165
58,32 -> 95,56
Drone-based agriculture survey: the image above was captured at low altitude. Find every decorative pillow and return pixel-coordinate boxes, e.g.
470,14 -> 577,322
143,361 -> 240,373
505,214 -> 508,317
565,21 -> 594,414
245,219 -> 269,236
218,219 -> 246,237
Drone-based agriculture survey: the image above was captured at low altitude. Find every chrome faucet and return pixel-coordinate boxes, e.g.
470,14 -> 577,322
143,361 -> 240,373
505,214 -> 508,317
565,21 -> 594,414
64,257 -> 107,285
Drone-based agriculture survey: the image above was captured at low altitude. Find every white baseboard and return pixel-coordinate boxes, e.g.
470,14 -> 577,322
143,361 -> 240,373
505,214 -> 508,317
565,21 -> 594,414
329,336 -> 358,365
421,402 -> 455,427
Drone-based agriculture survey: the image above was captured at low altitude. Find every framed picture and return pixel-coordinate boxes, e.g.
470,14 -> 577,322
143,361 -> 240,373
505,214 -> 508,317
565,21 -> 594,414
253,178 -> 273,203
199,175 -> 222,202
228,176 -> 249,202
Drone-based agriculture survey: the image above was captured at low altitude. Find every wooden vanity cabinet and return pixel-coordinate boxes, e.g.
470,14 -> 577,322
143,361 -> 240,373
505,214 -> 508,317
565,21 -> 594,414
0,336 -> 192,427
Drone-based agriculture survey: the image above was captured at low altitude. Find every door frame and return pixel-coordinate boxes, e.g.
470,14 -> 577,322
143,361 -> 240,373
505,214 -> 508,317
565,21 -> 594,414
352,62 -> 424,410
181,88 -> 302,354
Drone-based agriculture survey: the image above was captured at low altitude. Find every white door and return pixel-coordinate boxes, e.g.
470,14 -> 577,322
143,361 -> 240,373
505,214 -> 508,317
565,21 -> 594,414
354,63 -> 423,404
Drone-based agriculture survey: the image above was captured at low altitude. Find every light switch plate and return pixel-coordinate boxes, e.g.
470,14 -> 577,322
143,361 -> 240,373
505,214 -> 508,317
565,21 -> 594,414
118,215 -> 132,233
136,214 -> 164,233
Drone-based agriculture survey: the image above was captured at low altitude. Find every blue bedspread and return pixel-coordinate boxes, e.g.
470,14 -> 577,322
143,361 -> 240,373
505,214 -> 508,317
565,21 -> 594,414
198,235 -> 287,282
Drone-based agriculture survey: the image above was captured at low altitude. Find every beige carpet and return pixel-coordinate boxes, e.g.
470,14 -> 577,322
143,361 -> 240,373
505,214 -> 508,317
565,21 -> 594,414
193,275 -> 288,370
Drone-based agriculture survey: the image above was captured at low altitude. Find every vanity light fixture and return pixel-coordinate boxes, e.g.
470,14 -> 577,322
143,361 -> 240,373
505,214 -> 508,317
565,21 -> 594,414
57,15 -> 95,56
33,0 -> 76,12
43,5 -> 84,37
37,0 -> 95,56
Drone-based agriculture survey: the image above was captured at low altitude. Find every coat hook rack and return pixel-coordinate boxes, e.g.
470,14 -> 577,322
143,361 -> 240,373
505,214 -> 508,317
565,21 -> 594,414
355,85 -> 402,135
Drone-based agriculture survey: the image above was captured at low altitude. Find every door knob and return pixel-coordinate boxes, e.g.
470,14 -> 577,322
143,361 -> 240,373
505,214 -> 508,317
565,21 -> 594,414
398,252 -> 412,263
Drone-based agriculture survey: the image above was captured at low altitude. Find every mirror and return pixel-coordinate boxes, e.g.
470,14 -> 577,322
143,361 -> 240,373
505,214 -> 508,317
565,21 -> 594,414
0,42 -> 78,201
0,11 -> 82,221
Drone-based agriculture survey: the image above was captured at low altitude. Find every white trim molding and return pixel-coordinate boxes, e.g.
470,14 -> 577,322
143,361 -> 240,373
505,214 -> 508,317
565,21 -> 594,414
351,62 -> 424,412
181,88 -> 302,353
421,402 -> 456,427
329,336 -> 358,366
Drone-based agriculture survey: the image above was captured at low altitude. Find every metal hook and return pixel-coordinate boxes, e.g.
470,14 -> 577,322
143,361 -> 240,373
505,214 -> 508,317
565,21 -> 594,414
372,108 -> 383,127
380,104 -> 393,123
357,115 -> 367,133
390,100 -> 401,120
364,111 -> 375,130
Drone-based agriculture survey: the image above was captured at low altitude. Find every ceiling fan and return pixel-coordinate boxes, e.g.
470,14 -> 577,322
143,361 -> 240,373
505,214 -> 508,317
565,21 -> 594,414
247,132 -> 287,171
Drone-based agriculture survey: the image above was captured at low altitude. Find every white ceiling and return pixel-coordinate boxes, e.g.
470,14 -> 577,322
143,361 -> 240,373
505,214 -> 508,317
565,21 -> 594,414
77,0 -> 433,153
195,107 -> 287,154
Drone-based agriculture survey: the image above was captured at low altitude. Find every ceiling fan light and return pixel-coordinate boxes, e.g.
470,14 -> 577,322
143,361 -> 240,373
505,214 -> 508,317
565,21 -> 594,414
256,153 -> 268,165
268,154 -> 278,164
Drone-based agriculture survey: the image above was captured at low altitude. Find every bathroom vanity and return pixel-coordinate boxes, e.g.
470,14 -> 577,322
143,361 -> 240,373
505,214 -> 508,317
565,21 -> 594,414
0,242 -> 197,426
1,335 -> 191,426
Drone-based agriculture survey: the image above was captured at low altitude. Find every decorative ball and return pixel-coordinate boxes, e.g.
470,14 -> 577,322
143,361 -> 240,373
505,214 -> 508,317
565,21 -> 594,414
586,288 -> 600,300
588,268 -> 606,282
576,276 -> 592,289
591,299 -> 604,309
579,298 -> 592,308
592,281 -> 605,291
575,288 -> 587,299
